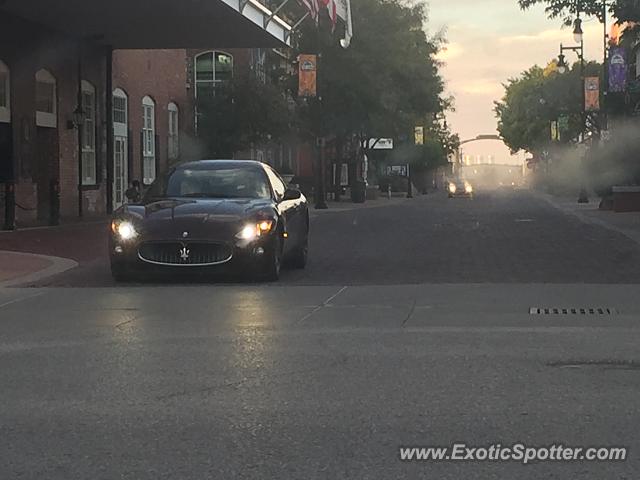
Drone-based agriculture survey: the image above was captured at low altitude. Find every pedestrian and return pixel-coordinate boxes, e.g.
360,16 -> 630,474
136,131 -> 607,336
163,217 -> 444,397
125,180 -> 141,203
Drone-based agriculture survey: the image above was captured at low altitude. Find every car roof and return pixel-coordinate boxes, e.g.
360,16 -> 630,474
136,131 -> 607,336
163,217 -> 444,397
175,159 -> 267,170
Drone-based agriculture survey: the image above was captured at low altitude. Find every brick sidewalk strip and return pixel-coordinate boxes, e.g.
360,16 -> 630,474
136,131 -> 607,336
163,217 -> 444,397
0,251 -> 78,287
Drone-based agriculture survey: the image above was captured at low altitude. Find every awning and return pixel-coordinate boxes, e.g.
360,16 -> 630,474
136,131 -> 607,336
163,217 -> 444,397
0,0 -> 292,48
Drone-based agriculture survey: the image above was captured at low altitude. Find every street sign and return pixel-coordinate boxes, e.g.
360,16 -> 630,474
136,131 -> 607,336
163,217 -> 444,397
368,138 -> 394,150
386,165 -> 409,177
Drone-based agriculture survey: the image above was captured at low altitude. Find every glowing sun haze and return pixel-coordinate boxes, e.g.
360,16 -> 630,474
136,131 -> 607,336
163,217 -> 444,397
428,0 -> 605,164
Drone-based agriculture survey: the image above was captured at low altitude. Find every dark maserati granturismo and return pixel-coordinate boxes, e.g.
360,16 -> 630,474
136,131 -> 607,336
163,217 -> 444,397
109,160 -> 309,282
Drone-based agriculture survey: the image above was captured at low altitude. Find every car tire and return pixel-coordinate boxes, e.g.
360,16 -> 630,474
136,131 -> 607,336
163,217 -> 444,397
261,236 -> 282,282
111,263 -> 132,282
290,234 -> 308,269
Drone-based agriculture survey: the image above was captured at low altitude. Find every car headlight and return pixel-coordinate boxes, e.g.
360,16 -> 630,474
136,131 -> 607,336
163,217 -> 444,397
236,220 -> 275,240
449,183 -> 457,194
111,220 -> 138,241
465,183 -> 473,194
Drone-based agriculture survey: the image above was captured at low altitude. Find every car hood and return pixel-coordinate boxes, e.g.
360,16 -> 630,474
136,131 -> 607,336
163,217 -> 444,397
117,198 -> 275,241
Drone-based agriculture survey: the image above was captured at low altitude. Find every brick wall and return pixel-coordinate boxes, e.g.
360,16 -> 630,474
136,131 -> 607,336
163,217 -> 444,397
113,49 -> 192,187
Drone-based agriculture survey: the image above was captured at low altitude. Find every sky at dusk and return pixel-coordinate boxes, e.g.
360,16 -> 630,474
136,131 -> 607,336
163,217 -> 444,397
428,0 -> 607,164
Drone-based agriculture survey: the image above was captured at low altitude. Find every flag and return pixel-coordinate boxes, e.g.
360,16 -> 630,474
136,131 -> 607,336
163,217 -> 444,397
319,0 -> 337,30
299,0 -> 320,23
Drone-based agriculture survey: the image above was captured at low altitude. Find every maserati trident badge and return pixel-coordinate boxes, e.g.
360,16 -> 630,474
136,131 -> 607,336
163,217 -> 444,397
179,247 -> 190,262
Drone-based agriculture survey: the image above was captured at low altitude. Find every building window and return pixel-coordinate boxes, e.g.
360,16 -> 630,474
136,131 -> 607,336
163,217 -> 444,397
35,69 -> 56,128
113,88 -> 128,138
80,81 -> 96,185
142,95 -> 156,185
168,102 -> 179,161
113,89 -> 127,125
195,51 -> 233,100
251,49 -> 266,83
0,60 -> 9,123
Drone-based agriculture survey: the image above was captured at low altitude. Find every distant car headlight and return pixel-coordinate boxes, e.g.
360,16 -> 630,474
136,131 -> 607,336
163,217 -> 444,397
111,220 -> 138,241
465,183 -> 473,194
449,183 -> 457,194
236,220 -> 275,240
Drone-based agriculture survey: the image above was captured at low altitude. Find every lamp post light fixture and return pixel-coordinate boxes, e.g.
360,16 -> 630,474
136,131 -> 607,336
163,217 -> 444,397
572,18 -> 584,44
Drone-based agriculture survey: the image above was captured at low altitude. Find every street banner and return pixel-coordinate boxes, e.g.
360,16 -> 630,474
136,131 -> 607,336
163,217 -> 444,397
414,126 -> 424,145
584,77 -> 600,112
550,121 -> 559,141
608,47 -> 627,93
298,54 -> 317,98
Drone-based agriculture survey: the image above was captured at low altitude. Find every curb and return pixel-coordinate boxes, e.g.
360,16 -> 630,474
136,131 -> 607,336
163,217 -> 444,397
0,251 -> 79,288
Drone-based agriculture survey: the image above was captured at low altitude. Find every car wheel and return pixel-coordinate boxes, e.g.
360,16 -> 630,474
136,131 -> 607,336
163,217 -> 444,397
111,263 -> 132,282
290,234 -> 308,269
261,236 -> 282,282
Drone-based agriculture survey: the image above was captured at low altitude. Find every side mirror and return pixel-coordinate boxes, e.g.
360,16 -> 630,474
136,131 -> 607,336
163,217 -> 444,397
282,187 -> 302,201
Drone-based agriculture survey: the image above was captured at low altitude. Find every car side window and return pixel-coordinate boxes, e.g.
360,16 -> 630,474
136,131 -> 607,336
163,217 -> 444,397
265,167 -> 286,200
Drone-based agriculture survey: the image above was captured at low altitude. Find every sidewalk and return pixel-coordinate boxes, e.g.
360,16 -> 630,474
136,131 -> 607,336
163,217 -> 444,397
536,191 -> 640,246
0,220 -> 106,286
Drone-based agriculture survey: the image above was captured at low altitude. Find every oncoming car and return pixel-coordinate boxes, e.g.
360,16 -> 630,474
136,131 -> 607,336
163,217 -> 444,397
448,178 -> 474,198
109,160 -> 309,282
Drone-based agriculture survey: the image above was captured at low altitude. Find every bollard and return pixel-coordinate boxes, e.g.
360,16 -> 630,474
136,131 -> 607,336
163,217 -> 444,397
50,179 -> 60,226
3,181 -> 16,231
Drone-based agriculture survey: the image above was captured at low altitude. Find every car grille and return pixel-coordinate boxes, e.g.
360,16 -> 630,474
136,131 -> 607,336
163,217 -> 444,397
138,242 -> 233,266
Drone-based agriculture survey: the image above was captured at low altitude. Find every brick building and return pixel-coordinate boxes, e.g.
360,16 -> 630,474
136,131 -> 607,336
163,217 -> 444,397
0,0 -> 294,228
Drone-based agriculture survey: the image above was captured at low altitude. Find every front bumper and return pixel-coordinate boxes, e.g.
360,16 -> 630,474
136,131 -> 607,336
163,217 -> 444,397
109,235 -> 276,277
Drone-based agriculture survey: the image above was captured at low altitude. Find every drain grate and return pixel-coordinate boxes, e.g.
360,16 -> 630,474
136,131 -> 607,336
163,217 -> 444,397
529,307 -> 618,315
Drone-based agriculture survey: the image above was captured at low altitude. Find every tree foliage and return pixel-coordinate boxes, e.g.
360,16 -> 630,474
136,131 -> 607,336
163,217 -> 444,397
196,75 -> 291,158
294,0 -> 452,153
494,61 -> 601,154
517,0 -> 640,27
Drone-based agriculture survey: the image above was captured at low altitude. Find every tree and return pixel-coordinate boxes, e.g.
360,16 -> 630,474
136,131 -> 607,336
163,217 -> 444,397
196,74 -> 291,158
293,0 -> 448,148
494,61 -> 601,154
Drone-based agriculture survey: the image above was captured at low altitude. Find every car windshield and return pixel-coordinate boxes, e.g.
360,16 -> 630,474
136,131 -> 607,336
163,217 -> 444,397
147,166 -> 271,199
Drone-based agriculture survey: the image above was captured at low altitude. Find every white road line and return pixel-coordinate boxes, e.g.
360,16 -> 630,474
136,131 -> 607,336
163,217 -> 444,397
323,286 -> 348,306
297,286 -> 348,323
0,290 -> 47,310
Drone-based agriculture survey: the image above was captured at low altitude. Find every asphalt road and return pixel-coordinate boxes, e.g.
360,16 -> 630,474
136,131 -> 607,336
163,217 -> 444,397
30,189 -> 640,286
2,189 -> 640,479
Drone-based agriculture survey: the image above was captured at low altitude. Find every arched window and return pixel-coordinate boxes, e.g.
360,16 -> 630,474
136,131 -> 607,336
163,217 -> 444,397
81,80 -> 97,184
35,69 -> 56,128
168,102 -> 179,161
194,51 -> 233,100
142,96 -> 156,184
113,88 -> 128,132
0,60 -> 9,123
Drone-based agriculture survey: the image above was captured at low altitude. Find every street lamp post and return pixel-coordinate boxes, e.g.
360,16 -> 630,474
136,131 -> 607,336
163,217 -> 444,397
557,16 -> 589,203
